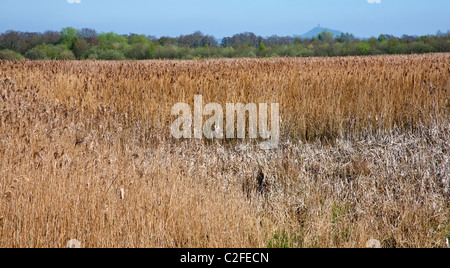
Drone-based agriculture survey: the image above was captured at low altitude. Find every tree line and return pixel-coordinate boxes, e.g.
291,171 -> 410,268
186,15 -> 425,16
0,27 -> 449,60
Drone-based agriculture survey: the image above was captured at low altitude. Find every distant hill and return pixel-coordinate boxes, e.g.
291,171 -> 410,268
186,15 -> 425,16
297,27 -> 343,39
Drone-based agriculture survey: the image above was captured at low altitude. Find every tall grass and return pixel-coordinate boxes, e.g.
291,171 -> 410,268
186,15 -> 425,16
0,54 -> 449,248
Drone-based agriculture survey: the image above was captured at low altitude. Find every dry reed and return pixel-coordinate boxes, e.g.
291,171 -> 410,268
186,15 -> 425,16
0,54 -> 449,248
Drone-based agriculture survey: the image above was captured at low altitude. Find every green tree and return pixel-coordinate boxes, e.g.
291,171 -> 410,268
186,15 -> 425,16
97,32 -> 129,50
128,34 -> 151,45
60,27 -> 79,49
25,47 -> 48,60
336,33 -> 354,43
219,47 -> 235,58
313,43 -> 332,56
151,45 -> 179,59
147,42 -> 156,58
0,49 -> 25,60
98,49 -> 126,60
125,43 -> 150,60
73,38 -> 90,59
387,37 -> 400,54
410,41 -> 434,54
32,44 -> 75,60
317,31 -> 334,43
58,49 -> 76,60
189,46 -> 212,59
258,43 -> 267,57
359,42 -> 371,55
378,34 -> 387,42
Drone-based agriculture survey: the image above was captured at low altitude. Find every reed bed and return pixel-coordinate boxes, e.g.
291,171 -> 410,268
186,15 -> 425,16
0,54 -> 449,248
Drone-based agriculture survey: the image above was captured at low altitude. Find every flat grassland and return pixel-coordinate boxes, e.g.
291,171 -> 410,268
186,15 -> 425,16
0,54 -> 449,248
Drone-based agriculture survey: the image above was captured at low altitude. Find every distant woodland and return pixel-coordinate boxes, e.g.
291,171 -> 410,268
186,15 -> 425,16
1,28 -> 449,60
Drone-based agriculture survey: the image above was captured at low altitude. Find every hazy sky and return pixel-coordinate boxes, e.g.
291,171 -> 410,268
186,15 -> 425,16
0,0 -> 449,38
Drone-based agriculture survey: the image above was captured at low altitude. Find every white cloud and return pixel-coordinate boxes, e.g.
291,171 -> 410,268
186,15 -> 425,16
67,0 -> 81,4
367,0 -> 382,3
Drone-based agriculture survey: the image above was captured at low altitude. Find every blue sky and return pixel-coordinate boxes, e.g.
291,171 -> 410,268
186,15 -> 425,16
0,0 -> 449,38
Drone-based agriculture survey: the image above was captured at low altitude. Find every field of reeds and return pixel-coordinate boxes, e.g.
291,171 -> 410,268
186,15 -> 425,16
0,53 -> 449,248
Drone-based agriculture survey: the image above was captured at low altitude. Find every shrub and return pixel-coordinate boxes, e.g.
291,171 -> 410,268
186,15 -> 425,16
25,47 -> 48,60
98,49 -> 126,60
73,38 -> 90,59
152,45 -> 178,59
58,49 -> 76,60
410,42 -> 435,54
0,49 -> 24,61
35,44 -> 76,60
189,46 -> 212,59
359,42 -> 371,55
125,43 -> 150,60
219,47 -> 235,58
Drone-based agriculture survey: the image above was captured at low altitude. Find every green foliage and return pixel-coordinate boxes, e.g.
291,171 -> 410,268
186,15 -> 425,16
345,42 -> 362,56
25,47 -> 48,60
233,44 -> 257,58
36,44 -> 56,58
97,32 -> 129,50
331,203 -> 353,245
0,49 -> 25,61
336,33 -> 355,43
189,46 -> 212,59
314,43 -> 333,57
411,41 -> 434,54
291,44 -> 311,57
125,36 -> 153,60
359,42 -> 371,55
97,49 -> 126,60
86,50 -> 100,60
2,27 -> 450,61
147,42 -> 156,58
219,47 -> 235,58
267,230 -> 301,248
60,27 -> 80,49
276,46 -> 296,57
58,49 -> 76,60
258,43 -> 267,57
378,34 -> 387,42
318,31 -> 335,42
387,38 -> 400,54
392,43 -> 410,54
125,43 -> 150,60
32,44 -> 75,60
73,38 -> 90,59
128,34 -> 151,45
151,45 -> 180,59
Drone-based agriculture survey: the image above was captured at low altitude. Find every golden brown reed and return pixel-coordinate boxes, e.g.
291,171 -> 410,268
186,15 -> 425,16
0,54 -> 449,248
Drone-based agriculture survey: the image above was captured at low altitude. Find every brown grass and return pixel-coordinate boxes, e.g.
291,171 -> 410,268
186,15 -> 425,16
0,54 -> 449,248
